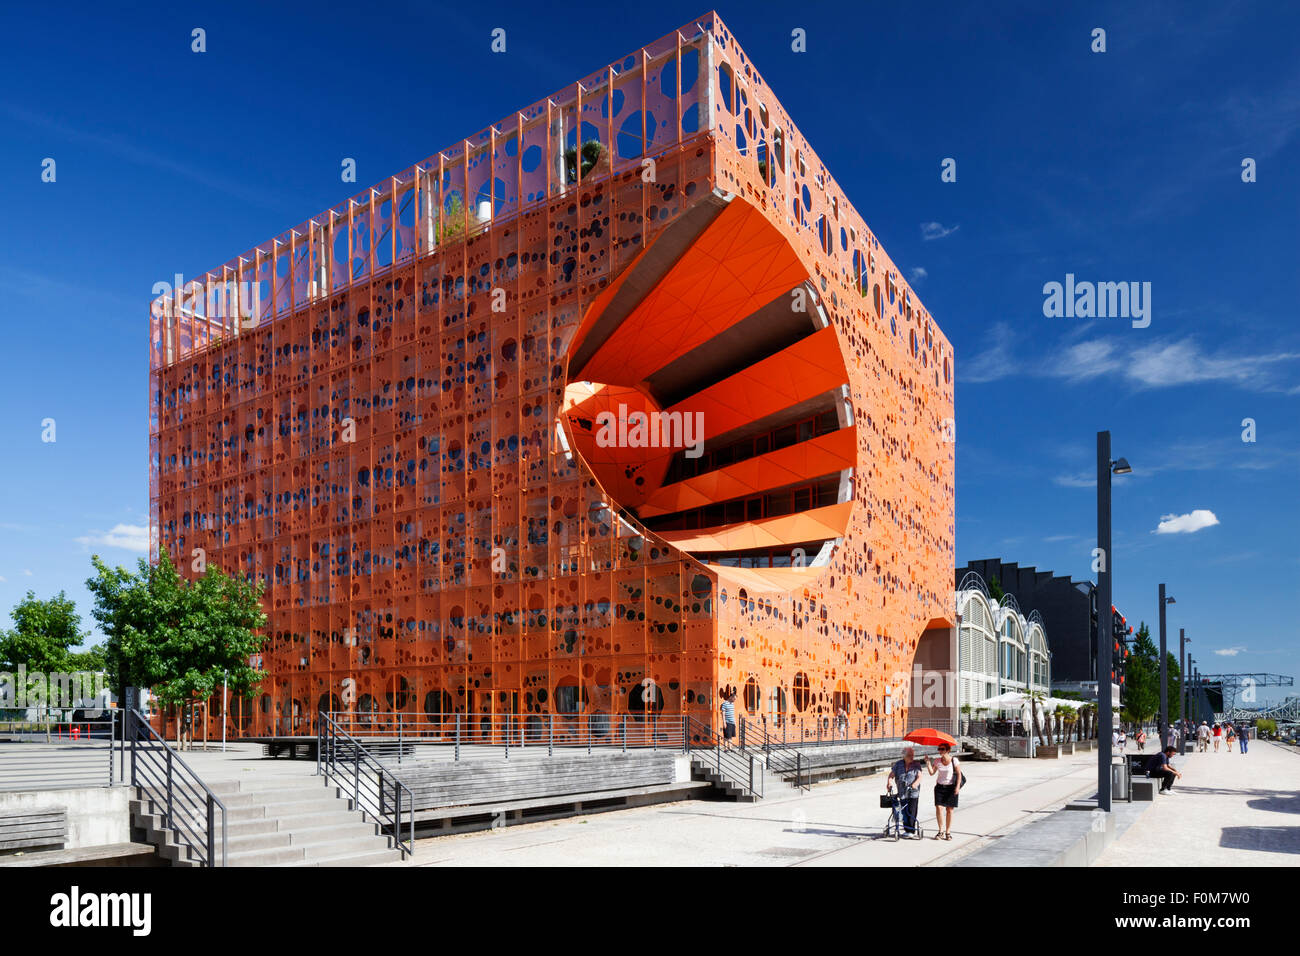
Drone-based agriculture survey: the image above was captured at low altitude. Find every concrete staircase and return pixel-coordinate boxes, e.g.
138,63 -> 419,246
960,736 -> 1004,762
132,776 -> 405,867
689,752 -> 797,801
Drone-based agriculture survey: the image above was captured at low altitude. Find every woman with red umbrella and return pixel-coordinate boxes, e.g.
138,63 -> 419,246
903,728 -> 962,841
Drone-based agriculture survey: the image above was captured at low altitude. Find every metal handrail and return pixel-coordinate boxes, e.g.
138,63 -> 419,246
736,721 -> 811,790
325,711 -> 689,760
318,712 -> 413,858
127,708 -> 226,867
685,717 -> 764,799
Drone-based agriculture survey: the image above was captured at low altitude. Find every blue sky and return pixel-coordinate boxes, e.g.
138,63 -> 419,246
0,2 -> 1296,702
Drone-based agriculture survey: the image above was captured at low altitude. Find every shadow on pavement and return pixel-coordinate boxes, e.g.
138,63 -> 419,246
1219,826 -> 1300,854
1246,792 -> 1300,815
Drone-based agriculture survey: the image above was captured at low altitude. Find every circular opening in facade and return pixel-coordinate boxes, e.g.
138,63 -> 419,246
558,198 -> 856,583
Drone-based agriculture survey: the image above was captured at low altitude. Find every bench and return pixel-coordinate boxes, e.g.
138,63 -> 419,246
262,740 -> 317,759
412,780 -> 713,834
388,750 -> 677,809
1128,754 -> 1179,801
0,808 -> 68,854
0,842 -> 158,867
383,750 -> 693,835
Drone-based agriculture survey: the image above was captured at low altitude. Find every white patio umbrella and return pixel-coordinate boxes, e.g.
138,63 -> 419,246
972,691 -> 1033,710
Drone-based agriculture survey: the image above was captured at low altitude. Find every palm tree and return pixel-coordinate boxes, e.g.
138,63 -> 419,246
1058,703 -> 1078,744
1026,690 -> 1050,747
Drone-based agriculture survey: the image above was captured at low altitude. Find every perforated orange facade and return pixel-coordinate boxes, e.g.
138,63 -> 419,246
148,12 -> 954,738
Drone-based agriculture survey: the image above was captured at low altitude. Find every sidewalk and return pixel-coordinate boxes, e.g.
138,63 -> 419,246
1095,740 -> 1300,866
396,749 -> 1101,866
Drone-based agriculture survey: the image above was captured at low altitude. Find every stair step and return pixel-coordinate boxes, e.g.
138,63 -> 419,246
219,787 -> 336,808
227,809 -> 360,836
226,845 -> 310,866
281,848 -> 404,867
224,797 -> 349,820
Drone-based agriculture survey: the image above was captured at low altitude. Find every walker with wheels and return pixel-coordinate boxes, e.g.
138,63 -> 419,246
881,789 -> 924,841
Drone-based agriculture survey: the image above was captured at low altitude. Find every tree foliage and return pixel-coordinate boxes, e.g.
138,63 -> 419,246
86,550 -> 268,710
1120,621 -> 1181,724
0,590 -> 103,674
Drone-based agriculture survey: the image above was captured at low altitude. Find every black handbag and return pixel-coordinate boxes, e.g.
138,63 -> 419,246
880,793 -> 895,808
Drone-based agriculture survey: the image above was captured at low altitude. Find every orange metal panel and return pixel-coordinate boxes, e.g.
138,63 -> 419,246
149,13 -> 954,741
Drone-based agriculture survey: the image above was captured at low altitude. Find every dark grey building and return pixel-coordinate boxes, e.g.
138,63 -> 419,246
958,559 -> 1129,686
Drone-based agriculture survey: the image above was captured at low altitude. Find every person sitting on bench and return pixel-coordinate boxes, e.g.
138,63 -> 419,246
1146,746 -> 1182,794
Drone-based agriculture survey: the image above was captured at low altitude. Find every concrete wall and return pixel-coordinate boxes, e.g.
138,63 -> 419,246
0,786 -> 131,848
912,624 -> 958,729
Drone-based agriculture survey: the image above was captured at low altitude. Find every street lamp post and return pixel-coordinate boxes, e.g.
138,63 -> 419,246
1096,431 -> 1131,812
1159,585 -> 1175,748
1179,631 -> 1188,743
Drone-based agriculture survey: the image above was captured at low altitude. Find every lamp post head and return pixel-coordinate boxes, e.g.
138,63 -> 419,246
1111,458 -> 1133,475
1165,596 -> 1176,605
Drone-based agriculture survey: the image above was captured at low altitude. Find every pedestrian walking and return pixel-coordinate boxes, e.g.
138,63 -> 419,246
926,742 -> 962,841
1197,721 -> 1210,753
1239,724 -> 1249,754
1213,722 -> 1222,751
1136,729 -> 1146,752
1226,723 -> 1236,752
720,689 -> 737,750
885,746 -> 924,836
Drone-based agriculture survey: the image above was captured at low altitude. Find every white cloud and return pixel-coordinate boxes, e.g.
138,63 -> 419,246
962,322 -> 1017,384
1055,338 -> 1300,392
909,267 -> 928,282
921,221 -> 959,241
0,575 -> 7,582
966,334 -> 1300,395
1213,646 -> 1246,657
1154,510 -> 1220,535
76,523 -> 150,553
22,569 -> 32,576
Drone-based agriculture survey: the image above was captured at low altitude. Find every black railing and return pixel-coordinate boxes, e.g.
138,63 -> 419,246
318,712 -> 413,858
735,721 -> 811,790
0,710 -> 121,792
685,717 -> 764,799
126,709 -> 226,867
326,711 -> 689,761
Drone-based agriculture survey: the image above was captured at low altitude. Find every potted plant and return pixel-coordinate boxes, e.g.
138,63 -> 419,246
563,140 -> 607,184
1057,704 -> 1077,754
1028,691 -> 1057,757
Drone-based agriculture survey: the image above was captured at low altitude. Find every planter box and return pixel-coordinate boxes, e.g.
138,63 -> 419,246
1059,742 -> 1075,755
1035,745 -> 1060,759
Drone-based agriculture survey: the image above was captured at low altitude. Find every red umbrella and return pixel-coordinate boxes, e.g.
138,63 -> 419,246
903,728 -> 956,748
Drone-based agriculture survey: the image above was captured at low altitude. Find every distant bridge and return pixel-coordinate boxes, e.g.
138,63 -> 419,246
1194,673 -> 1293,714
1224,694 -> 1300,725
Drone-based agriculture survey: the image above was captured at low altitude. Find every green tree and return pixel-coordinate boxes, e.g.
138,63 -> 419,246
0,590 -> 94,673
86,550 -> 268,744
563,139 -> 607,182
1122,622 -> 1159,724
987,576 -> 1006,601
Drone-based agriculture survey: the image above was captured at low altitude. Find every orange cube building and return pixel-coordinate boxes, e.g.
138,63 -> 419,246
149,12 -> 955,739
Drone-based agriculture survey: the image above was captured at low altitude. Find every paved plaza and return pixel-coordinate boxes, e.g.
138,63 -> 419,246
387,741 -> 1300,867
159,737 -> 1300,866
395,749 -> 1100,867
1097,740 -> 1300,866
